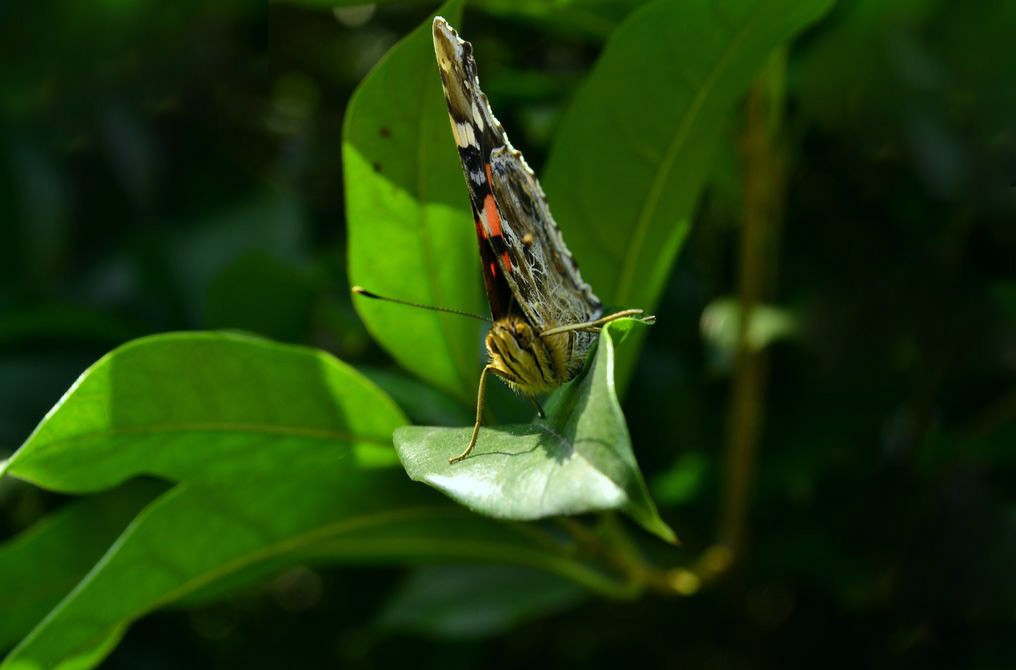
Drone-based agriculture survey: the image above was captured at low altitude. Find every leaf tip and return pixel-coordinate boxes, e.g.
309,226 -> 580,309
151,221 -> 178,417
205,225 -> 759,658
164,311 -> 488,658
644,516 -> 679,545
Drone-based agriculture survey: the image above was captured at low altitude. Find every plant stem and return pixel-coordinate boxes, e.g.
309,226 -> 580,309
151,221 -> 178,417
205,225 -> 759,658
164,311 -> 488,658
561,54 -> 791,594
718,52 -> 787,564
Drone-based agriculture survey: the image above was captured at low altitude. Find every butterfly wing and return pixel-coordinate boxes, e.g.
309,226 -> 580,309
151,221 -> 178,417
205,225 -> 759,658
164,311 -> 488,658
487,146 -> 602,331
432,17 -> 602,331
433,17 -> 514,320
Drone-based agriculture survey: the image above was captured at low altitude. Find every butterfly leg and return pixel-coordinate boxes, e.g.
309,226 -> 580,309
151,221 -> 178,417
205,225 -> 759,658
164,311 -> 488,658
538,309 -> 655,338
529,395 -> 546,419
450,364 -> 501,464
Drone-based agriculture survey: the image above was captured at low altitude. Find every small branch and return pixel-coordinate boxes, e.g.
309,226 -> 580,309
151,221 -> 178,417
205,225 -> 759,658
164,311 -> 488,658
555,55 -> 792,595
717,52 -> 788,565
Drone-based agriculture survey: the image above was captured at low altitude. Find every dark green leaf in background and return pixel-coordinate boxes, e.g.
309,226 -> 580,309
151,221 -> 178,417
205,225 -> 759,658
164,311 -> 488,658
204,253 -> 317,343
542,0 -> 834,384
394,320 -> 675,542
1,477 -> 625,670
345,0 -> 485,406
0,480 -> 167,651
376,564 -> 587,638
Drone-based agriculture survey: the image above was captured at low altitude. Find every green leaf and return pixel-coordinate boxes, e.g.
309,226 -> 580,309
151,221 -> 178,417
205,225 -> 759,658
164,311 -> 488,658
651,452 -> 708,506
393,320 -> 676,543
1,331 -> 634,669
0,332 -> 406,493
376,564 -> 587,638
0,480 -> 166,652
360,367 -> 472,427
542,0 -> 834,384
345,0 -> 484,405
1,476 -> 628,670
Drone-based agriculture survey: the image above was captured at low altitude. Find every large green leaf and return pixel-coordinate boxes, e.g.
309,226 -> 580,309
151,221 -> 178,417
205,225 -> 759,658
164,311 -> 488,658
345,0 -> 484,405
1,476 -> 627,670
541,0 -> 834,384
0,330 -> 638,669
394,320 -> 675,543
0,332 -> 406,492
0,480 -> 166,652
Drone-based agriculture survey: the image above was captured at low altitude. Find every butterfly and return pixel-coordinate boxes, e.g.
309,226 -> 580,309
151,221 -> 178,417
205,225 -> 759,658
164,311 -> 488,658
356,17 -> 652,464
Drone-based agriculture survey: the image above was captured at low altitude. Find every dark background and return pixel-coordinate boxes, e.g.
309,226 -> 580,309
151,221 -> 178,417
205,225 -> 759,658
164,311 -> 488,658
2,0 -> 1014,667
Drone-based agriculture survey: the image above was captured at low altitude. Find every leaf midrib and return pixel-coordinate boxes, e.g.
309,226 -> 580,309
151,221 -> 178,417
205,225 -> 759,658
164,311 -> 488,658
9,422 -> 393,466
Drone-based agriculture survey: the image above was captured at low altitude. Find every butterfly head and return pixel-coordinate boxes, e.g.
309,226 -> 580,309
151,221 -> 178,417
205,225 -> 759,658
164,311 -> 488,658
486,317 -> 569,394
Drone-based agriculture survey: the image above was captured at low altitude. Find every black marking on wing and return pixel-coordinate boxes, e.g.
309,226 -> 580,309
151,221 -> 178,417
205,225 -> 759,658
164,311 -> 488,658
433,17 -> 600,339
434,18 -> 526,322
471,203 -> 513,320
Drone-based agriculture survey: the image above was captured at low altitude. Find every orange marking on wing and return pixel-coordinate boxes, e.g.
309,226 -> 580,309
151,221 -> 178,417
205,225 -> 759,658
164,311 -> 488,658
501,251 -> 512,271
475,217 -> 487,239
489,261 -> 498,278
483,194 -> 502,237
482,164 -> 503,237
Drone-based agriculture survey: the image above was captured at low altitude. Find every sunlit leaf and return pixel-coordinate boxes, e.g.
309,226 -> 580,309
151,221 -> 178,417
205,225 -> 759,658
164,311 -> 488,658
0,332 -> 406,492
345,0 -> 484,406
394,320 -> 676,542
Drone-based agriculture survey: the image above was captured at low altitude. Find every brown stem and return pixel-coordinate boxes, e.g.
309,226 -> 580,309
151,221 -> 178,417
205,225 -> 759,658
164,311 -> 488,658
718,57 -> 787,564
560,57 -> 791,595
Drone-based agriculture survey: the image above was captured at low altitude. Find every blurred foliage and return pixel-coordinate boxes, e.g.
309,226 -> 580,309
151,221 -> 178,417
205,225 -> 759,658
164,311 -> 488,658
1,0 -> 1015,667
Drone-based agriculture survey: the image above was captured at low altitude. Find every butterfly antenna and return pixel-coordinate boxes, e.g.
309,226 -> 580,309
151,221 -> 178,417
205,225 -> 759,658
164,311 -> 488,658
352,286 -> 491,323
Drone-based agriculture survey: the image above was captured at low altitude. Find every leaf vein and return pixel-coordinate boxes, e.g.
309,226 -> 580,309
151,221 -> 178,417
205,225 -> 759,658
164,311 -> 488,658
614,10 -> 757,304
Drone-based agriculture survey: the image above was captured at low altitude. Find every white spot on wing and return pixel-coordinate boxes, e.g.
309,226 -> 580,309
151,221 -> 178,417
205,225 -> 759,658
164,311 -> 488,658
454,121 -> 476,148
471,101 -> 484,129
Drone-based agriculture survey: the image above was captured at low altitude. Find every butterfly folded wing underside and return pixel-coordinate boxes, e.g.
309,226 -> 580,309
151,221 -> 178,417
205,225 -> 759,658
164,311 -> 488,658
432,17 -> 602,345
487,147 -> 602,369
